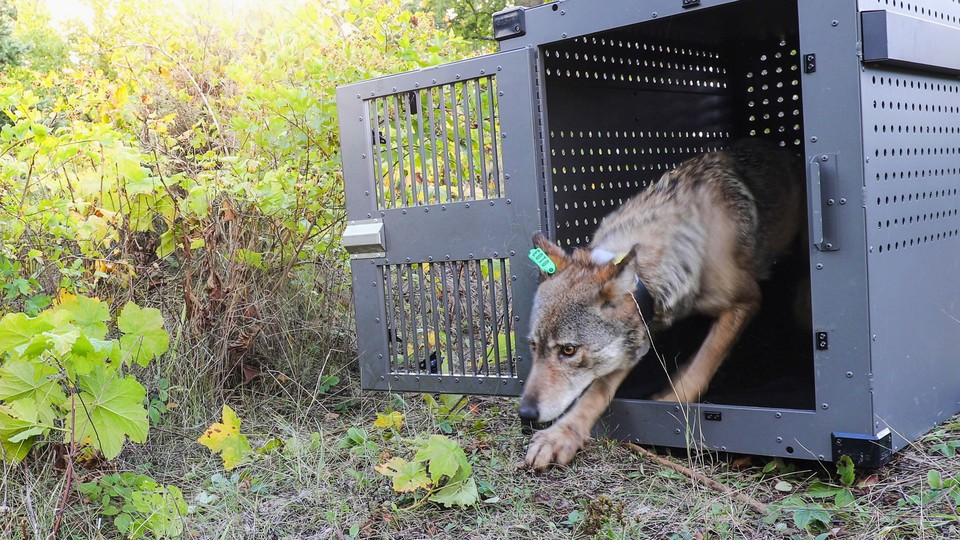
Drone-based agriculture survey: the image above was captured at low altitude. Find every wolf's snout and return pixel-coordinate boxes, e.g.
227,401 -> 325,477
518,399 -> 540,422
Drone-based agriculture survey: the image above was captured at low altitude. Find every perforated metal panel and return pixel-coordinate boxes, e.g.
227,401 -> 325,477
858,0 -> 960,24
861,65 -> 960,448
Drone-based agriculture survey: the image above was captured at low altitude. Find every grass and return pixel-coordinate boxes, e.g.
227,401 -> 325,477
2,268 -> 960,539
5,366 -> 960,539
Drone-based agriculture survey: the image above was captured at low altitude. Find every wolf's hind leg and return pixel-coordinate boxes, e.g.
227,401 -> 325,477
653,288 -> 760,403
526,367 -> 632,471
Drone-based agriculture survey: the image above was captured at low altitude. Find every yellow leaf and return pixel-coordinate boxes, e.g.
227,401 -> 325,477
373,411 -> 404,431
197,405 -> 252,470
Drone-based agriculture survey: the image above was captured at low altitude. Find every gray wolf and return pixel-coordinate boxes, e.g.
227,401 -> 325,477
519,139 -> 804,470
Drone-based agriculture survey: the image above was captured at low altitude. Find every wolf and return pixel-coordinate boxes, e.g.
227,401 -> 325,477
519,139 -> 804,471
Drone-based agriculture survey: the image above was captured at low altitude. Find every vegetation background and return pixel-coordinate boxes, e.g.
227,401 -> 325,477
0,0 -> 958,538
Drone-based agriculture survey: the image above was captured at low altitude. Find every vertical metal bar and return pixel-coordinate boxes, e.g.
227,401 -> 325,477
439,85 -> 454,203
394,265 -> 411,373
417,263 -> 432,374
427,88 -> 442,204
486,258 -> 502,376
406,264 -> 422,374
487,77 -> 502,199
440,263 -> 456,376
382,265 -> 397,372
475,79 -> 489,200
450,83 -> 465,201
393,94 -> 406,207
460,262 -> 476,375
462,81 -> 477,201
404,93 -> 419,206
369,99 -> 386,210
416,90 -> 430,205
425,262 -> 443,375
384,98 -> 396,210
500,258 -> 514,376
474,259 -> 490,377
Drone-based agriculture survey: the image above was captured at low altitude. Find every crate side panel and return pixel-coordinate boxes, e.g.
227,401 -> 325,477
862,66 -> 960,449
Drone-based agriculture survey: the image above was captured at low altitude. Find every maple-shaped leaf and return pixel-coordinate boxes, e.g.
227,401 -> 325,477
56,294 -> 110,339
197,404 -> 252,470
373,411 -> 404,431
0,358 -> 66,425
429,477 -> 479,508
41,325 -> 80,356
117,303 -> 169,367
69,365 -> 149,459
0,313 -> 54,357
66,335 -> 121,376
375,457 -> 431,493
413,435 -> 470,484
0,402 -> 43,462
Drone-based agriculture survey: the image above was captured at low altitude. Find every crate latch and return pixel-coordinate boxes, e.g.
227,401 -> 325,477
343,218 -> 385,259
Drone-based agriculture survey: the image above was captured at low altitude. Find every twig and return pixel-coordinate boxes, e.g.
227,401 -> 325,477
623,442 -> 769,515
21,463 -> 41,540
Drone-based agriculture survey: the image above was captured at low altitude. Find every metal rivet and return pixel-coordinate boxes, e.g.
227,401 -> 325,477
455,74 -> 461,79
394,376 -> 399,381
445,255 -> 451,260
432,79 -> 437,83
480,69 -> 485,74
364,191 -> 369,196
562,33 -> 567,37
825,243 -> 833,249
356,94 -> 361,99
720,446 -> 726,451
455,378 -> 460,383
504,174 -> 510,180
514,316 -> 520,321
428,256 -> 433,261
380,376 -> 385,380
402,209 -> 407,214
510,251 -> 516,256
873,334 -> 877,341
441,206 -> 446,211
560,10 -> 565,14
497,66 -> 502,71
839,198 -> 847,205
846,371 -> 854,378
358,116 -> 362,122
674,405 -> 680,412
821,155 -> 829,162
405,257 -> 411,262
674,428 -> 681,434
392,87 -> 397,91
438,378 -> 442,382
469,253 -> 474,259
378,354 -> 383,359
372,282 -> 377,287
465,203 -> 471,208
827,198 -> 835,206
821,403 -> 829,410
501,132 -> 507,138
831,20 -> 839,26
652,12 -> 658,18
493,252 -> 499,257
511,275 -> 517,281
506,199 -> 512,204
775,412 -> 782,418
361,154 -> 366,159
416,376 -> 420,382
818,455 -> 825,460
810,136 -> 818,142
816,263 -> 823,269
776,437 -> 783,443
375,318 -> 380,323
489,201 -> 495,206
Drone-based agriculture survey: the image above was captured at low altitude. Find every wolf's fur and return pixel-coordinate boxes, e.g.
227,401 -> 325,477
520,139 -> 803,471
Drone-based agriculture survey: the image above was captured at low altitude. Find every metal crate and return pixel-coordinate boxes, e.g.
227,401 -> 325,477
337,0 -> 960,465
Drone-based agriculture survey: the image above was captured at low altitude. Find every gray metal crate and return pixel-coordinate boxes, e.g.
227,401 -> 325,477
337,0 -> 960,465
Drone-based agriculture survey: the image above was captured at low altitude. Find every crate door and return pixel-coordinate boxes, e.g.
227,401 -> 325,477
338,48 -> 544,395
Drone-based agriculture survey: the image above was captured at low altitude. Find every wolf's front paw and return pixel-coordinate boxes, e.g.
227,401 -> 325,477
525,424 -> 587,472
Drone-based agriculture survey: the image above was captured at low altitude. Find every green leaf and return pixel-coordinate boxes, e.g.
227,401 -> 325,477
0,358 -> 66,424
928,469 -> 944,490
56,294 -> 110,339
66,335 -> 121,376
429,477 -> 478,508
0,313 -> 54,357
834,488 -> 855,508
0,402 -> 43,462
792,503 -> 831,530
117,303 -> 169,367
837,455 -> 855,487
414,434 -> 469,484
69,365 -> 149,459
774,480 -> 792,492
375,457 -> 431,493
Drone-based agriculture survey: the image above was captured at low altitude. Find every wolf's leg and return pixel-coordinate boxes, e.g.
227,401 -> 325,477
526,367 -> 632,471
653,287 -> 760,403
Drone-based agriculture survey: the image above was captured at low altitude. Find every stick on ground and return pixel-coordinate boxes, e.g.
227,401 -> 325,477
623,442 -> 770,515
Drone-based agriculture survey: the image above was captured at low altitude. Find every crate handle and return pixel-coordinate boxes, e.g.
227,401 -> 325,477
809,160 -> 824,248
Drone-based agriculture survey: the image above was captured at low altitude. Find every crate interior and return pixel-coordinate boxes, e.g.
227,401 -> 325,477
542,0 -> 814,409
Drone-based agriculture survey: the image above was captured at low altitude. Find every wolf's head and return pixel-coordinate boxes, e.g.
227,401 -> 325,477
518,233 -> 651,423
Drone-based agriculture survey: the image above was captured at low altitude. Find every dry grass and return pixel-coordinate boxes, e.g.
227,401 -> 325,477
3,266 -> 960,539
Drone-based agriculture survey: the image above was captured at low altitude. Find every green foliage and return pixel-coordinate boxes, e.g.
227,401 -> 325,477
0,294 -> 168,461
0,0 -> 25,67
423,393 -> 470,433
79,472 -> 188,539
376,434 -> 479,508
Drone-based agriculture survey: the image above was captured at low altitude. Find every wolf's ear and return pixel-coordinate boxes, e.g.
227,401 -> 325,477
599,245 -> 638,301
532,232 -> 569,275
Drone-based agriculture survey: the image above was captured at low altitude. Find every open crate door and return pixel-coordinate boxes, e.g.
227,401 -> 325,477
337,48 -> 544,395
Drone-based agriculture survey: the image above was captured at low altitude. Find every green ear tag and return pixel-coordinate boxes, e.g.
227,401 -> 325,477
528,248 -> 556,275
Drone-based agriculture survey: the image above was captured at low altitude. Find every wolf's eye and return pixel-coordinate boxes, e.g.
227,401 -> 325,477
559,344 -> 578,357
